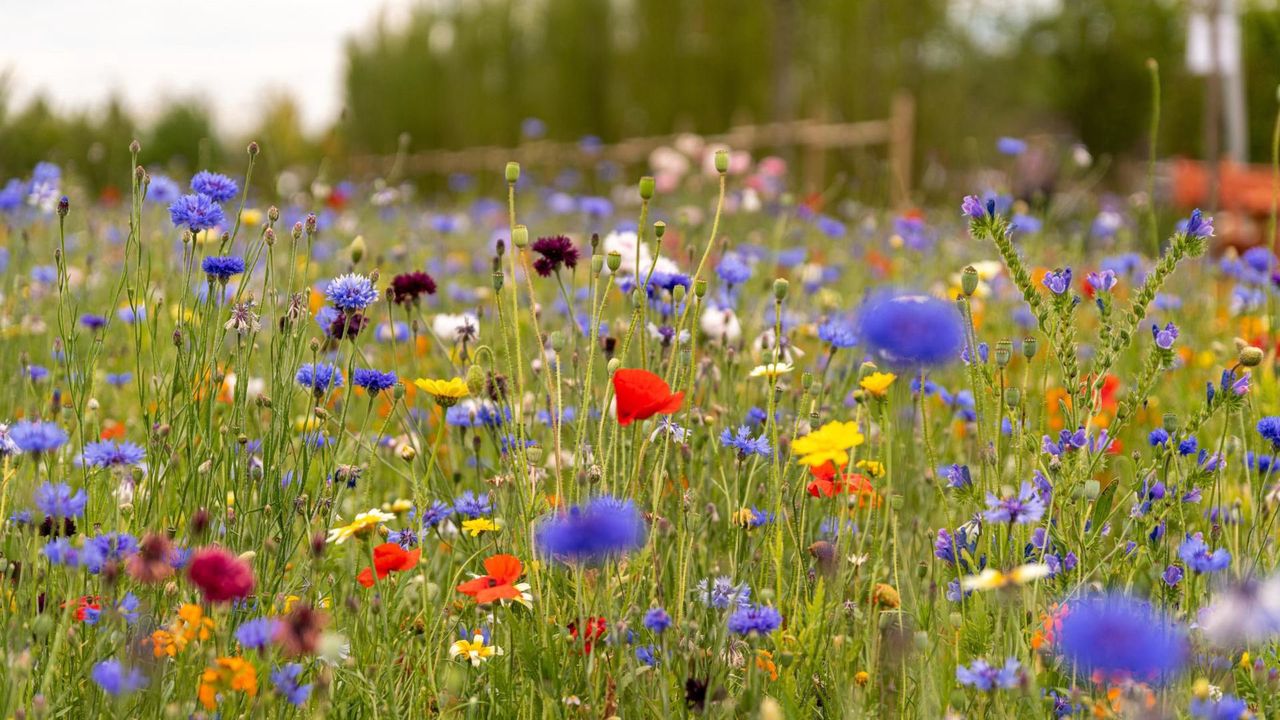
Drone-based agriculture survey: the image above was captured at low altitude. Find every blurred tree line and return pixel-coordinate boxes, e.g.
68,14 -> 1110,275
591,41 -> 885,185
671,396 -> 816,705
1,0 -> 1277,199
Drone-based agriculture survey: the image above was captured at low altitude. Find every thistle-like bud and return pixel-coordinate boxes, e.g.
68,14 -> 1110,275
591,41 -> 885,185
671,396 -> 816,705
268,205 -> 280,223
526,446 -> 543,463
129,139 -> 141,154
247,141 -> 260,156
639,176 -> 655,200
505,162 -> 520,184
714,149 -> 729,174
264,227 -> 276,246
292,222 -> 304,241
512,225 -> 529,248
304,213 -> 318,236
56,197 -> 69,218
961,266 -> 979,296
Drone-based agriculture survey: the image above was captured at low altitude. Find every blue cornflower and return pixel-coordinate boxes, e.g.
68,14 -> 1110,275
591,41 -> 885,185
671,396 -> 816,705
10,420 -> 68,453
1151,322 -> 1179,350
817,317 -> 858,349
324,273 -> 379,311
1178,437 -> 1198,456
996,136 -> 1027,155
271,664 -> 313,706
80,313 -> 107,331
715,252 -> 753,286
420,500 -> 453,528
1190,694 -> 1249,720
145,174 -> 181,204
43,538 -> 79,566
91,659 -> 146,696
84,593 -> 140,626
35,482 -> 86,518
942,464 -> 972,489
1056,593 -> 1187,683
1257,417 -> 1280,449
454,491 -> 493,518
697,576 -> 751,609
726,604 -> 783,636
956,657 -> 1021,691
168,193 -> 225,232
201,255 -> 246,281
635,645 -> 661,666
190,171 -> 239,203
643,607 -> 671,633
387,528 -> 418,549
1042,268 -> 1072,295
1149,428 -> 1170,447
295,363 -> 343,393
1178,533 -> 1230,573
80,440 -> 146,468
1183,209 -> 1214,239
26,365 -> 49,382
934,527 -> 978,570
983,482 -> 1045,525
82,533 -> 138,574
536,496 -> 647,562
857,292 -> 964,368
719,426 -> 771,458
235,617 -> 282,650
352,368 -> 398,394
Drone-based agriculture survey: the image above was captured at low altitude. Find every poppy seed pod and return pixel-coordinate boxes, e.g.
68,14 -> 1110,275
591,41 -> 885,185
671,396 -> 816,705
1240,346 -> 1264,367
505,162 -> 520,184
606,251 -> 622,272
639,176 -> 655,200
961,266 -> 979,296
714,149 -> 729,174
512,225 -> 529,249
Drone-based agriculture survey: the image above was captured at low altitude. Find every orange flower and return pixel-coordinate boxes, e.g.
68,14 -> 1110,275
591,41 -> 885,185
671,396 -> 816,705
357,542 -> 422,588
198,656 -> 258,710
456,554 -> 531,605
146,603 -> 215,658
805,463 -> 880,507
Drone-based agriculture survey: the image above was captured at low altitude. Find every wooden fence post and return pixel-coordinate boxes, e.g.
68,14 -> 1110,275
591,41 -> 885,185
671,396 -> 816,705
888,92 -> 915,208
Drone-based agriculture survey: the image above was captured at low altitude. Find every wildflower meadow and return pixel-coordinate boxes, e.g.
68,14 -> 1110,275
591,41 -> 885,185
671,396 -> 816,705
1,129 -> 1280,720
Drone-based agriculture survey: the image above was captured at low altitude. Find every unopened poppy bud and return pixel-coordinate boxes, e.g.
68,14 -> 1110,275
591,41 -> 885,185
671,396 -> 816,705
639,176 -> 655,200
492,271 -> 504,292
512,225 -> 529,248
1004,387 -> 1021,407
505,162 -> 520,184
1240,346 -> 1264,367
961,266 -> 979,296
694,279 -> 707,298
349,236 -> 366,264
773,278 -> 789,301
631,289 -> 645,307
466,365 -> 486,396
1163,413 -> 1179,434
714,149 -> 729,174
590,254 -> 604,275
654,220 -> 666,239
1082,479 -> 1100,499
549,331 -> 566,352
672,284 -> 686,304
607,358 -> 622,374
398,443 -> 417,461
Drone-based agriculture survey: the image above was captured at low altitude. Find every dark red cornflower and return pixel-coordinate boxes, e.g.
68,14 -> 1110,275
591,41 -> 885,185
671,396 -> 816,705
187,546 -> 255,604
531,235 -> 580,277
390,271 -> 437,305
275,604 -> 328,657
127,532 -> 176,584
329,311 -> 368,340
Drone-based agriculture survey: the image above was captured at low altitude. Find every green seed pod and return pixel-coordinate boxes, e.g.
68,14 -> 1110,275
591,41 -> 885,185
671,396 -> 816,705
773,278 -> 789,301
714,149 -> 729,174
607,358 -> 622,374
393,382 -> 406,400
491,271 -> 504,292
465,364 -> 486,396
672,284 -> 686,304
526,446 -> 543,463
631,288 -> 645,307
961,266 -> 979,296
1163,413 -> 1179,434
606,251 -> 622,272
994,339 -> 1013,367
1022,336 -> 1038,360
590,254 -> 604,276
639,176 -> 655,200
694,279 -> 707,298
549,331 -> 566,352
505,162 -> 520,184
801,372 -> 813,390
512,225 -> 529,249
349,235 -> 366,264
654,220 -> 666,239
1004,387 -> 1021,408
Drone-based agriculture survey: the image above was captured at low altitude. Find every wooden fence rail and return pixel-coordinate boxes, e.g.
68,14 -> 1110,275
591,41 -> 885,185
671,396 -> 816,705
351,92 -> 915,204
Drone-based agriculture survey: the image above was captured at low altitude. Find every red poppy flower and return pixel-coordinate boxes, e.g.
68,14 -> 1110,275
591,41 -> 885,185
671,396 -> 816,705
805,463 -> 879,507
613,368 -> 683,426
357,542 -> 423,588
568,616 -> 608,654
71,595 -> 100,622
456,554 -> 526,604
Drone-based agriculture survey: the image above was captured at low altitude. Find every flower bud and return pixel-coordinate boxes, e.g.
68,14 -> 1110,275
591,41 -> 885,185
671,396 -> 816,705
672,284 -> 686,304
1022,337 -> 1038,360
694,279 -> 707,298
247,141 -> 260,156
466,364 -> 487,396
994,339 -> 1012,367
590,254 -> 604,275
639,176 -> 655,200
1163,413 -> 1179,434
714,149 -> 729,174
349,235 -> 366,264
505,162 -> 520,184
654,221 -> 666,239
773,278 -> 789,301
1240,346 -> 1264,367
606,251 -> 622,272
960,266 -> 979,296
512,225 -> 529,249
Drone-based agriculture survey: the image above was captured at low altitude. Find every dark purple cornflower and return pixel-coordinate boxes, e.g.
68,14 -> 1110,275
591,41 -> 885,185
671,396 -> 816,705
328,311 -> 368,340
531,235 -> 580,277
983,482 -> 1045,525
1042,268 -> 1072,295
80,314 -> 107,331
1258,417 -> 1280,449
389,271 -> 437,305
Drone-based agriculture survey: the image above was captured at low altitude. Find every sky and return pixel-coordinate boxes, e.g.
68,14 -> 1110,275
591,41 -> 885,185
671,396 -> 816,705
0,0 -> 416,134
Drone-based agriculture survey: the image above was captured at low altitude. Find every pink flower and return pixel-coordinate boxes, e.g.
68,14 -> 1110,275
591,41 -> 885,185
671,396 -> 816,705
187,546 -> 255,603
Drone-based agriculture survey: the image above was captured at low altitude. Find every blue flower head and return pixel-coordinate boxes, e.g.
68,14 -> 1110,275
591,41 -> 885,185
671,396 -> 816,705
295,363 -> 344,394
10,420 -> 68,453
726,603 -> 782,635
535,496 -> 647,563
956,657 -> 1021,691
1178,533 -> 1230,573
352,368 -> 398,394
190,171 -> 239,203
1056,593 -> 1187,684
454,490 -> 493,518
168,194 -> 225,232
1042,268 -> 1073,295
35,482 -> 87,518
324,273 -> 379,311
857,292 -> 964,368
91,659 -> 146,696
80,440 -> 146,468
202,255 -> 246,281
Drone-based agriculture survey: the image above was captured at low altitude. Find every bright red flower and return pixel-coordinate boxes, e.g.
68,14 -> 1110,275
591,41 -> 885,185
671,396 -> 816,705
187,546 -> 256,604
568,616 -> 608,654
72,595 -> 100,622
456,554 -> 526,604
612,368 -> 683,426
805,463 -> 879,507
357,542 -> 422,587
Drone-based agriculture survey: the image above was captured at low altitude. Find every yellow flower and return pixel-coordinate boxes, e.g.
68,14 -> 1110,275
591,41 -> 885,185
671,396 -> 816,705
450,632 -> 504,666
859,372 -> 896,397
240,208 -> 263,227
461,518 -> 500,537
198,656 -> 258,710
960,563 -> 1050,592
326,509 -> 396,544
748,363 -> 793,380
385,498 -> 414,514
855,459 -> 885,478
414,377 -> 469,406
791,420 -> 864,467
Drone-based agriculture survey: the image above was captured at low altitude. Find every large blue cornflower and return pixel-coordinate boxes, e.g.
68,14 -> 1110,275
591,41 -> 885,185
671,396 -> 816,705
145,174 -> 181,204
82,532 -> 139,573
271,664 -> 313,706
235,617 -> 283,650
956,658 -> 1021,691
454,491 -> 493,518
1178,533 -> 1230,574
352,368 -> 398,394
10,420 -> 68,453
35,482 -> 86,518
643,607 -> 672,633
719,426 -> 771,458
535,496 -> 647,563
857,292 -> 963,368
817,317 -> 858,349
982,482 -> 1045,525
168,194 -> 225,232
91,658 -> 147,696
324,273 -> 379,311
80,440 -> 146,469
726,603 -> 783,635
1257,417 -> 1280,450
190,171 -> 240,203
201,255 -> 246,281
43,538 -> 79,566
420,500 -> 453,527
295,363 -> 344,393
715,252 -> 753,286
1056,594 -> 1187,684
697,576 -> 751,609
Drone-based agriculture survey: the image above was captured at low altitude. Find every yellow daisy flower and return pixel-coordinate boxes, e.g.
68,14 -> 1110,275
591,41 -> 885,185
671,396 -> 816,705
791,420 -> 864,467
450,632 -> 504,666
461,518 -> 500,537
414,377 -> 470,406
326,509 -> 396,544
859,372 -> 897,397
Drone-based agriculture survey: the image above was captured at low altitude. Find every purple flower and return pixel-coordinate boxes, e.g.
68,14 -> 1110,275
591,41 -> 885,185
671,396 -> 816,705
168,194 -> 225,232
1087,269 -> 1118,292
1184,209 -> 1214,239
35,482 -> 86,518
201,255 -> 246,281
983,482 -> 1046,524
961,195 -> 987,220
996,137 -> 1027,156
643,607 -> 672,633
324,273 -> 379,312
726,604 -> 783,635
956,657 -> 1021,691
80,440 -> 146,468
1152,322 -> 1179,350
91,659 -> 146,696
235,617 -> 282,650
1178,533 -> 1230,573
1042,268 -> 1072,295
352,368 -> 398,394
1162,565 -> 1184,587
10,420 -> 68,453
535,496 -> 647,563
190,171 -> 239,203
271,664 -> 313,706
1056,593 -> 1187,683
